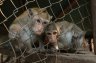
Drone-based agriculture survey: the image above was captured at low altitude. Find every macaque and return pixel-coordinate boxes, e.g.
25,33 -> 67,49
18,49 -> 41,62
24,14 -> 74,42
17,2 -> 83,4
44,21 -> 87,52
8,7 -> 52,53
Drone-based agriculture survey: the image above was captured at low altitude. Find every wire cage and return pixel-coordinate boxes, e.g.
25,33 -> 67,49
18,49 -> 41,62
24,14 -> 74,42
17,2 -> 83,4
0,0 -> 95,63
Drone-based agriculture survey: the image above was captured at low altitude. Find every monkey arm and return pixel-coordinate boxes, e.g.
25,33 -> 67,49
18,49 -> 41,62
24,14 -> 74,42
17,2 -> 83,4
9,24 -> 22,39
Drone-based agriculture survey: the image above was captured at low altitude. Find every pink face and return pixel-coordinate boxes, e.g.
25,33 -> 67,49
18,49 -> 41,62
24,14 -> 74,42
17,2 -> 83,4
32,16 -> 49,35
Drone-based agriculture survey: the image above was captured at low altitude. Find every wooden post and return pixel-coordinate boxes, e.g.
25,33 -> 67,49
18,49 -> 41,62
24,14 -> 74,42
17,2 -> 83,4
91,0 -> 96,54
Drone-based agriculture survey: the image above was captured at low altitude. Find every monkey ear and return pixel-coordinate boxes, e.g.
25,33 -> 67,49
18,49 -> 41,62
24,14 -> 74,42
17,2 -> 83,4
55,24 -> 60,35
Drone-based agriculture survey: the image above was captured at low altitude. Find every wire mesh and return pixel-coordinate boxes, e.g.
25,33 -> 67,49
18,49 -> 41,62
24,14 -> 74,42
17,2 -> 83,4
0,0 -> 92,63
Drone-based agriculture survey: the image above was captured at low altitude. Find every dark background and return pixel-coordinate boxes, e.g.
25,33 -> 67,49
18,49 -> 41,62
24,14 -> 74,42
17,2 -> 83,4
0,0 -> 92,35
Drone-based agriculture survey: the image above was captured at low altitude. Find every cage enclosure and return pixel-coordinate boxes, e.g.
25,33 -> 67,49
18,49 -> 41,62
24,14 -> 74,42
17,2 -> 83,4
0,0 -> 96,63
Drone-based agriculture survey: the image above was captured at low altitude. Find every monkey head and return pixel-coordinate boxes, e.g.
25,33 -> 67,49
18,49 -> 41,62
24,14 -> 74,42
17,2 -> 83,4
45,23 -> 60,45
28,8 -> 52,35
44,22 -> 61,50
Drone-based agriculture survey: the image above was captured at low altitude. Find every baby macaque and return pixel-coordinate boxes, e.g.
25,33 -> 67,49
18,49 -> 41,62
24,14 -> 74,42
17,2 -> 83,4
8,7 -> 52,53
44,21 -> 87,52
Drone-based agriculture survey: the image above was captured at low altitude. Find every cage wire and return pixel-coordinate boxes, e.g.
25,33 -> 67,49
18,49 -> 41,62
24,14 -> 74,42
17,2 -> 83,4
0,0 -> 92,63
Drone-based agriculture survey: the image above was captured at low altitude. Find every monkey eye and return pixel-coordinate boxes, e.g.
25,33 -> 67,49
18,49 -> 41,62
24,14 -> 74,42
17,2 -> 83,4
43,22 -> 47,24
53,32 -> 57,35
37,19 -> 40,23
47,33 -> 51,35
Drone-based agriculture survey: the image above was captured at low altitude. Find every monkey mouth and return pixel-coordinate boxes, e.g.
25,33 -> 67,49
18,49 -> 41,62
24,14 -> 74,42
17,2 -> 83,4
35,31 -> 43,35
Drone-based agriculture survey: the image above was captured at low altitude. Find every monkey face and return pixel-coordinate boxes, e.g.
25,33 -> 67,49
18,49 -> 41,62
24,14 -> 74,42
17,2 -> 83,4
46,30 -> 58,44
28,8 -> 52,35
32,15 -> 50,35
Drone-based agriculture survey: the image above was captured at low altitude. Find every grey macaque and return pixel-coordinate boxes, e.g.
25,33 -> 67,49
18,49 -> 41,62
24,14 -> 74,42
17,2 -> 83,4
44,21 -> 86,52
8,7 -> 52,53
